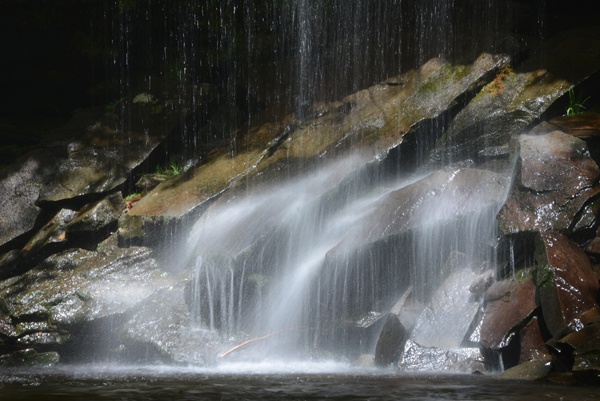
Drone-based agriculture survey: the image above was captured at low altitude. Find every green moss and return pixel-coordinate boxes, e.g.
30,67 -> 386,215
537,264 -> 554,290
419,63 -> 472,94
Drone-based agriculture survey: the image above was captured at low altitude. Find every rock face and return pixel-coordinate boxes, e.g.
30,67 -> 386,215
411,269 -> 479,350
397,339 -> 485,373
480,269 -> 538,349
535,232 -> 599,336
498,131 -> 600,235
519,317 -> 551,364
0,149 -> 62,248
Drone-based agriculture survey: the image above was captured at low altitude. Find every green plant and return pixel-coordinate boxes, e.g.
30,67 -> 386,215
107,97 -> 126,110
155,156 -> 187,178
124,193 -> 142,202
565,88 -> 591,116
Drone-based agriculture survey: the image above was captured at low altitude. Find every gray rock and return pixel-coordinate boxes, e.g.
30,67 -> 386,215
397,339 -> 485,373
0,149 -> 62,247
374,313 -> 407,367
411,269 -> 479,349
66,192 -> 126,236
500,359 -> 552,380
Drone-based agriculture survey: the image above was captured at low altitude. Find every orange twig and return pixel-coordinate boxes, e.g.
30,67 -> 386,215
220,327 -> 310,358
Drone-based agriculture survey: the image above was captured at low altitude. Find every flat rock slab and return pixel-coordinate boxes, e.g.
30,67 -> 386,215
0,149 -> 62,248
65,192 -> 126,236
480,268 -> 538,350
536,232 -> 599,336
498,131 -> 600,234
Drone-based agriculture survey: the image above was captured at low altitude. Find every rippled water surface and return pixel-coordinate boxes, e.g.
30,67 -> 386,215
1,362 -> 599,400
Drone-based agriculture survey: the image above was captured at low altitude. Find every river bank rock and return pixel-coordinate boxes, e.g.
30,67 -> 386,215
498,131 -> 600,235
397,339 -> 485,373
374,313 -> 407,367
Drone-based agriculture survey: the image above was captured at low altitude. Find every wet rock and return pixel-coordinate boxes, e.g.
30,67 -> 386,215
389,286 -> 423,331
20,209 -> 77,267
0,348 -> 60,368
545,113 -> 600,140
333,168 -> 509,253
353,354 -> 375,368
429,27 -> 600,166
374,313 -> 407,367
0,250 -> 21,280
535,232 -> 599,336
411,269 -> 479,349
128,54 -> 508,225
397,339 -> 485,373
519,317 -> 551,363
65,192 -> 125,237
0,246 -> 169,352
469,269 -> 494,297
571,324 -> 600,374
119,285 -> 217,364
584,237 -> 600,255
498,131 -> 600,234
480,268 -> 538,349
0,148 -> 62,248
38,150 -> 129,203
500,359 -> 552,380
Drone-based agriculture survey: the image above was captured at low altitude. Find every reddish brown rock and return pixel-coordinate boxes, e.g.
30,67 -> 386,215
498,131 -> 600,234
519,317 -> 550,363
480,269 -> 538,350
548,113 -> 600,140
571,324 -> 600,373
536,232 -> 599,336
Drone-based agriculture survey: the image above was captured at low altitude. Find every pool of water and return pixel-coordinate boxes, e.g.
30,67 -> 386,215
1,362 -> 598,400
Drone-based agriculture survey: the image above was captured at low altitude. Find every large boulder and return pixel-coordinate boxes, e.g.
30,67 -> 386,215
535,232 -> 599,336
480,268 -> 538,350
497,131 -> 600,235
397,339 -> 485,373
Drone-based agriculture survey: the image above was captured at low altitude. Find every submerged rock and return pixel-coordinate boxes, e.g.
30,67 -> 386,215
535,232 -> 599,336
498,131 -> 600,235
500,359 -> 552,380
0,348 -> 60,368
480,268 -> 538,350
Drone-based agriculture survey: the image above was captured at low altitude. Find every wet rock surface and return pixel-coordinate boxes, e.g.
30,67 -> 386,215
411,269 -> 479,350
374,313 -> 406,367
480,268 -> 538,349
519,317 -> 551,363
397,339 -> 485,373
0,348 -> 60,368
535,232 -> 599,336
498,131 -> 600,234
